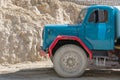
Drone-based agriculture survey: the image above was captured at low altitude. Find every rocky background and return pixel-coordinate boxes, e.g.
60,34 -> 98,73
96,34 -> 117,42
0,0 -> 84,64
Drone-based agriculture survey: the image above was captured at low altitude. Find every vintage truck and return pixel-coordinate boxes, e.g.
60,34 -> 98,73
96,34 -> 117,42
41,5 -> 120,77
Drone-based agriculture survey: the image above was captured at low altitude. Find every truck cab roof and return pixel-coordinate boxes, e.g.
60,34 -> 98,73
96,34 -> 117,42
88,5 -> 114,9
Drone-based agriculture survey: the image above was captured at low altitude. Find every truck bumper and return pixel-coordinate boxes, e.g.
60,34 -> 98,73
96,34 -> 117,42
39,47 -> 47,57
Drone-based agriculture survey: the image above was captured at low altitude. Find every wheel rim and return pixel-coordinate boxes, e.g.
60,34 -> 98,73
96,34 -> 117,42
60,51 -> 81,73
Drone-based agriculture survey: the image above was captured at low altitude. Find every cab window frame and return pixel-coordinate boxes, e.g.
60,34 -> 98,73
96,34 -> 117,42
88,9 -> 108,23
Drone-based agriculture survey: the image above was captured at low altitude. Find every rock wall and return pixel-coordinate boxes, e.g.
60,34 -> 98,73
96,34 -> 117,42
0,0 -> 84,64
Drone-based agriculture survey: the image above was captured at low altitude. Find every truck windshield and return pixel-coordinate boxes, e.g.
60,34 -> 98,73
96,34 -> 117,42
77,8 -> 87,23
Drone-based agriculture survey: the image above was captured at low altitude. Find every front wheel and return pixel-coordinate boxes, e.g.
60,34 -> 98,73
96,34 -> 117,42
53,44 -> 88,77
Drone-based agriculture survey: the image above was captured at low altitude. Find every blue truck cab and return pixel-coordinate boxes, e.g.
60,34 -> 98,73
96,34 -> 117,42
41,5 -> 120,77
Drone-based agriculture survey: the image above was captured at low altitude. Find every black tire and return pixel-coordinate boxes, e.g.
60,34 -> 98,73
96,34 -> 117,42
53,44 -> 88,77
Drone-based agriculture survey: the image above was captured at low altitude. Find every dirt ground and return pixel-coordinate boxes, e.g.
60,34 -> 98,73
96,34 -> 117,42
0,60 -> 120,80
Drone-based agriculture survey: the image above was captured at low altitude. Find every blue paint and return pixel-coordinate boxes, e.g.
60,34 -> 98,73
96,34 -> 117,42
114,6 -> 120,39
42,24 -> 79,50
98,23 -> 106,40
42,5 -> 116,51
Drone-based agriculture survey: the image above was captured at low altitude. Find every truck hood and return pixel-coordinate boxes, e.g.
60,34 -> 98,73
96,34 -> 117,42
42,24 -> 80,50
44,24 -> 80,37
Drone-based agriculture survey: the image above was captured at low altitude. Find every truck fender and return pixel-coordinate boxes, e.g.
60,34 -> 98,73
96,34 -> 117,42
48,35 -> 92,60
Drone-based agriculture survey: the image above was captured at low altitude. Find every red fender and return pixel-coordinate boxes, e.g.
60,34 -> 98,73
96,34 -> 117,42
49,35 -> 92,60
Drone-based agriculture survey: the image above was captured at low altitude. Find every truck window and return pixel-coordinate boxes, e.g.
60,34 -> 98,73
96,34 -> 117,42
89,10 -> 108,23
77,8 -> 87,23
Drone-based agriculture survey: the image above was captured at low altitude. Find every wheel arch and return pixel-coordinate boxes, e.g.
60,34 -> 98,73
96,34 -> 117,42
49,35 -> 92,59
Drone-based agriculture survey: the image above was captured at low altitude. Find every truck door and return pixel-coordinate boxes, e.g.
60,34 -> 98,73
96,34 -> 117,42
85,9 -> 112,50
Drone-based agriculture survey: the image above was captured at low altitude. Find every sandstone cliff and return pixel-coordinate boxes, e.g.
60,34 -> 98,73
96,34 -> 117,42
0,0 -> 83,64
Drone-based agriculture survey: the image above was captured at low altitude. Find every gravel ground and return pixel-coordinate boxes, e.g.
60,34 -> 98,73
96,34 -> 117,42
0,60 -> 120,80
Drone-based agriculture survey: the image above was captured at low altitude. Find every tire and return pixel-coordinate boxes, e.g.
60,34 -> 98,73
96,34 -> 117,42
53,44 -> 88,77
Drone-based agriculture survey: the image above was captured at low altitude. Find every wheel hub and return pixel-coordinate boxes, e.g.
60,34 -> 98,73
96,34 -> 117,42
66,57 -> 76,68
61,52 -> 79,72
